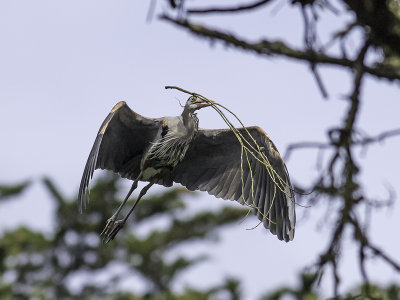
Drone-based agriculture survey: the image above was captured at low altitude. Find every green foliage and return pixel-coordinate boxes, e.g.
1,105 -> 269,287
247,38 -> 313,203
340,283 -> 400,300
260,273 -> 400,300
0,175 -> 247,299
1,177 -> 399,299
261,272 -> 319,300
0,180 -> 30,202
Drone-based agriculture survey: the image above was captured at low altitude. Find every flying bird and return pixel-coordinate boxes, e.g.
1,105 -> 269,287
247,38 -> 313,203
78,97 -> 296,242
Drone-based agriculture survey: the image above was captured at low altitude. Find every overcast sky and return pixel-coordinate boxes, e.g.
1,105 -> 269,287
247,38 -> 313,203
1,1 -> 399,298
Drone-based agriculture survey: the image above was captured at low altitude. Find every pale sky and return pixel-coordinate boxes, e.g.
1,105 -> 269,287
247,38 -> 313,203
1,1 -> 399,298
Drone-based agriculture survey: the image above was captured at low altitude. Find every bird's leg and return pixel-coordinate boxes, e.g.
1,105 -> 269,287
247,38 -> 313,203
103,181 -> 155,243
100,176 -> 140,238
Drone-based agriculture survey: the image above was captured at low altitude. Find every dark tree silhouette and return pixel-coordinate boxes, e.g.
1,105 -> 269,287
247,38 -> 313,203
0,175 -> 398,300
0,176 -> 246,299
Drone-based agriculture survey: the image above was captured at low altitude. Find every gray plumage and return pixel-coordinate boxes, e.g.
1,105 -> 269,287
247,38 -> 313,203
78,98 -> 296,242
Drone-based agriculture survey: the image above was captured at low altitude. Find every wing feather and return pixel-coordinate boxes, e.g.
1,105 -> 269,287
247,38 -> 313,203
248,160 -> 261,208
266,176 -> 276,234
243,159 -> 257,203
225,167 -> 242,200
253,162 -> 263,207
78,101 -> 162,212
173,126 -> 296,242
216,167 -> 236,199
252,161 -> 266,220
208,166 -> 229,195
198,168 -> 218,190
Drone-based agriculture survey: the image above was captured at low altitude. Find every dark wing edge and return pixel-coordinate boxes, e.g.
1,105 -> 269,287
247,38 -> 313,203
78,101 -> 161,213
173,126 -> 296,242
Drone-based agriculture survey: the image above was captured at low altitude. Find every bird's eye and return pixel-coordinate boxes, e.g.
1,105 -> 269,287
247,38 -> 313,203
191,96 -> 201,103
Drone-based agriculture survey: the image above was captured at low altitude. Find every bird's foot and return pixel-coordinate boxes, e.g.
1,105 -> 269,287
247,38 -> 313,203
101,219 -> 126,243
100,216 -> 116,238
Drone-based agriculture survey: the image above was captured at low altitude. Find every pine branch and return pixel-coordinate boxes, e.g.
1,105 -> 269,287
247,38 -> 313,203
160,15 -> 400,81
0,180 -> 31,201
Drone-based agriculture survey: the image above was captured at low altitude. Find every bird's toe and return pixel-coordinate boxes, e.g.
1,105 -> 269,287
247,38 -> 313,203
104,220 -> 125,243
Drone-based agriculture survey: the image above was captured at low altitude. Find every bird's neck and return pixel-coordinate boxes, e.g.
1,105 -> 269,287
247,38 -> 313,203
182,109 -> 198,134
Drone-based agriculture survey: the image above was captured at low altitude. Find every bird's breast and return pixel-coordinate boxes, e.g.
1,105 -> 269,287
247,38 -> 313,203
142,130 -> 193,175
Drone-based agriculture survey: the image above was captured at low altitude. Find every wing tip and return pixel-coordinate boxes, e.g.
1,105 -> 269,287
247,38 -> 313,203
266,223 -> 295,242
77,185 -> 86,214
78,188 -> 90,214
78,201 -> 83,214
111,101 -> 127,113
249,126 -> 269,139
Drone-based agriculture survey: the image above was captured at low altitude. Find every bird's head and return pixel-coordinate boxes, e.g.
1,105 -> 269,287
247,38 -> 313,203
184,96 -> 213,112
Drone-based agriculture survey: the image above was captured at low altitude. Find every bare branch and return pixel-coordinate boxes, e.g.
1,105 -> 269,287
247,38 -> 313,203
187,0 -> 273,15
284,141 -> 330,161
344,40 -> 370,133
310,65 -> 329,98
286,127 -> 400,160
357,128 -> 400,146
368,243 -> 400,272
349,215 -> 400,272
147,0 -> 157,22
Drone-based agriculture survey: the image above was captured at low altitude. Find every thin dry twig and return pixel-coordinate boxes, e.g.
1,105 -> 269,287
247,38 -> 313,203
357,128 -> 400,146
187,0 -> 273,15
285,141 -> 330,161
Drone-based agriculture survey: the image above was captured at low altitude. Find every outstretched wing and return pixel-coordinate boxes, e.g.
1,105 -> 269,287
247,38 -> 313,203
173,126 -> 296,242
78,101 -> 162,212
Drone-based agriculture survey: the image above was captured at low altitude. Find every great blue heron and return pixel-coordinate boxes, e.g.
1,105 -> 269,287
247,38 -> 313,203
78,97 -> 295,243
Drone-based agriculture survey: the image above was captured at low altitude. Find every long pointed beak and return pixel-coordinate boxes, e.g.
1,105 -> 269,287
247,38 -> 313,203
194,98 -> 214,109
196,102 -> 213,108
